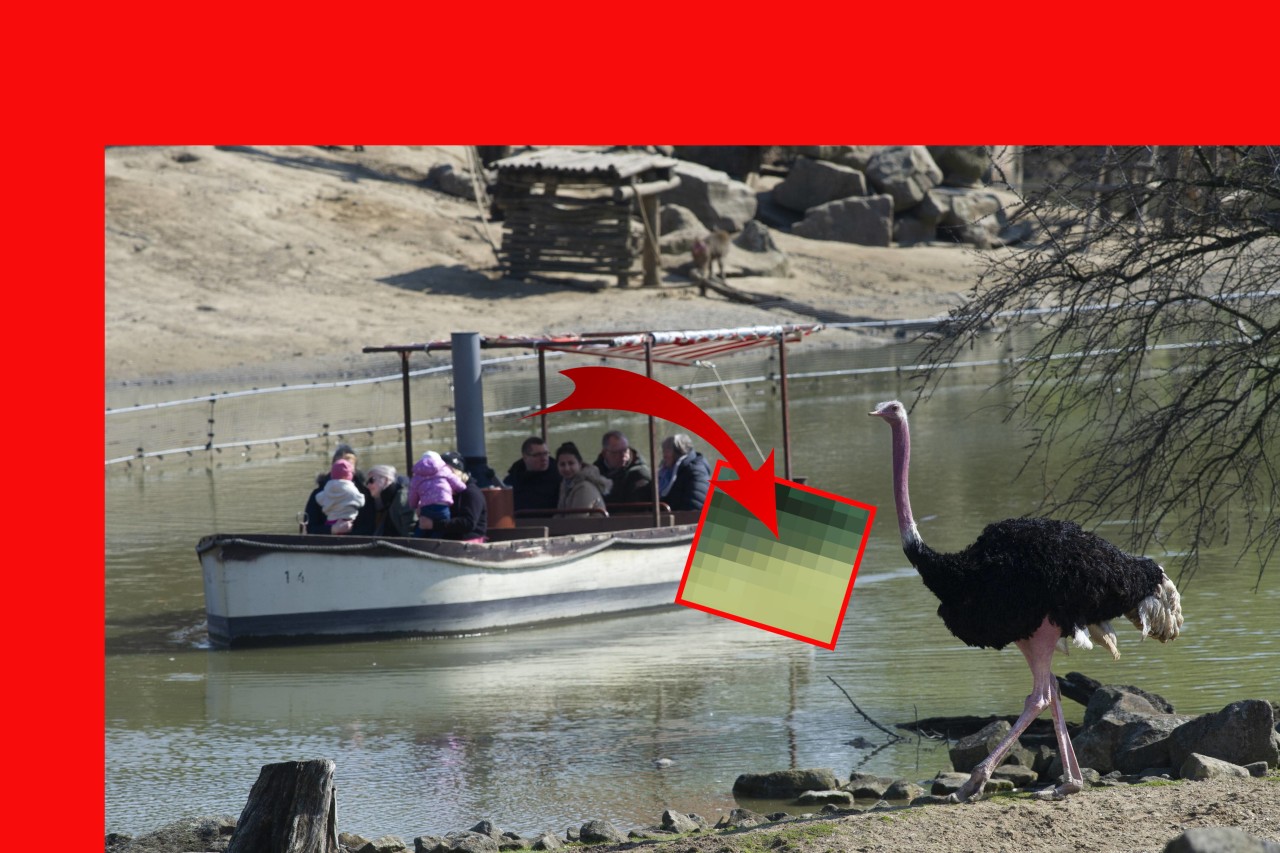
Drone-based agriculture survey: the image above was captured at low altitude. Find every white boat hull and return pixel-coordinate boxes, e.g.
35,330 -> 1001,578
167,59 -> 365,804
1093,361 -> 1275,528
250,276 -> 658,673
198,528 -> 696,646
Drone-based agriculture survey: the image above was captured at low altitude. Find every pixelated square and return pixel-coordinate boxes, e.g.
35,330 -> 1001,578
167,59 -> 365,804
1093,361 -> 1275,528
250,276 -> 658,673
676,461 -> 875,649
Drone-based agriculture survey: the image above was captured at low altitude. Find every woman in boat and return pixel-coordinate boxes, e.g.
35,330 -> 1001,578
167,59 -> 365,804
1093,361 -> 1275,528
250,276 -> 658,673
658,433 -> 712,512
363,464 -> 416,537
554,441 -> 610,518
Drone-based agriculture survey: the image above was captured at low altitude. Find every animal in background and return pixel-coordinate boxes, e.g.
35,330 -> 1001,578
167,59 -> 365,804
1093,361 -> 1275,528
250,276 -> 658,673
868,399 -> 1183,803
691,229 -> 732,282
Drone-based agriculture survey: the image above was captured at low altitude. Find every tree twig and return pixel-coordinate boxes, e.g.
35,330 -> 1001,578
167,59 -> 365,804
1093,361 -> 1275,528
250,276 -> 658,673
828,676 -> 906,743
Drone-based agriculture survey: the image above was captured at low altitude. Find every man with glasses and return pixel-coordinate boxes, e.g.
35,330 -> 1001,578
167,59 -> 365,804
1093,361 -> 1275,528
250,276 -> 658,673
502,436 -> 561,513
594,429 -> 655,510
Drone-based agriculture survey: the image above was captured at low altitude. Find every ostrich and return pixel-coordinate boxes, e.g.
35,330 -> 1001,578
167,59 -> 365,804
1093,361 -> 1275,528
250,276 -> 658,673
869,400 -> 1183,801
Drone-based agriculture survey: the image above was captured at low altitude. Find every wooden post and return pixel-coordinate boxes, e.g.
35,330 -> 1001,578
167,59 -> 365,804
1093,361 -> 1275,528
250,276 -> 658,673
778,333 -> 792,481
227,759 -> 338,853
645,338 -> 660,528
641,192 -> 660,287
401,351 -> 414,475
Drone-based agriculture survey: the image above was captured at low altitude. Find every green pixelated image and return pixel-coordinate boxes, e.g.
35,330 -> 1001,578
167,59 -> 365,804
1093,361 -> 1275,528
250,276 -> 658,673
678,479 -> 873,648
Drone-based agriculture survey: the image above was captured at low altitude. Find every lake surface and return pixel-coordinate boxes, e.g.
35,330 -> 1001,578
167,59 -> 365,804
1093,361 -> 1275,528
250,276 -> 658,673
105,352 -> 1279,841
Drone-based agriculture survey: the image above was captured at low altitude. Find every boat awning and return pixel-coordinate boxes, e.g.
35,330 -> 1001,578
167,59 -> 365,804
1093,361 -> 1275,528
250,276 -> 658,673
538,324 -> 823,367
372,324 -> 824,367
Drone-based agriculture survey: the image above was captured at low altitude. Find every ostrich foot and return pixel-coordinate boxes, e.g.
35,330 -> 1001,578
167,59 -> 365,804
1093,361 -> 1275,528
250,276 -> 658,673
946,774 -> 989,803
1031,779 -> 1084,801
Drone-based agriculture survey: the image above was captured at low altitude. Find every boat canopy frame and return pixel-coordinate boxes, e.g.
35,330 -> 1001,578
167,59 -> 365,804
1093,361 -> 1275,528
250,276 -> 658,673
363,324 -> 822,524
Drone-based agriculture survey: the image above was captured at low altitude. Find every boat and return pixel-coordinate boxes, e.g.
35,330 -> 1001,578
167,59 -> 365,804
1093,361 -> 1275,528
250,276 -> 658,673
199,324 -> 822,647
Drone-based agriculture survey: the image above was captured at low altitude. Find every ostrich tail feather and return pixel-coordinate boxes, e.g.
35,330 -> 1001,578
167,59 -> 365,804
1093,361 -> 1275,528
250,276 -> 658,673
1127,569 -> 1184,643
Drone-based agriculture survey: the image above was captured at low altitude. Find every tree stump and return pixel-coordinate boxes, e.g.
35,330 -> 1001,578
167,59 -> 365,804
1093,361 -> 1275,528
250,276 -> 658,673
227,759 -> 338,853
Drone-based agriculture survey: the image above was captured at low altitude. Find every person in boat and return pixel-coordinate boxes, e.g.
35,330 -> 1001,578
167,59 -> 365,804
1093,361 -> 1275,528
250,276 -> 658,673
415,451 -> 488,542
409,450 -> 468,538
318,458 -> 366,534
556,441 -> 610,517
502,436 -> 561,513
304,444 -> 376,534
594,430 -> 654,510
363,464 -> 415,537
657,433 -> 713,511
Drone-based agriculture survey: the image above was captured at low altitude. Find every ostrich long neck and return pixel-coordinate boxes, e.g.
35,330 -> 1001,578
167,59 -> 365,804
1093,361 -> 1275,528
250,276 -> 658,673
889,416 -> 922,549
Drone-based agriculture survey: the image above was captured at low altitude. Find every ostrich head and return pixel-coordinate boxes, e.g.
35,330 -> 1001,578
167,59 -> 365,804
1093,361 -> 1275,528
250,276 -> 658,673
868,400 -> 908,423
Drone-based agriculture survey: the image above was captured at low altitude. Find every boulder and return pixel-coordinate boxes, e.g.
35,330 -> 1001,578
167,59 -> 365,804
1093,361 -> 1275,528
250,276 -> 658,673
1168,700 -> 1279,770
529,832 -> 562,850
713,808 -> 770,830
660,811 -> 704,834
1083,686 -> 1171,727
662,162 -> 757,231
930,771 -> 1011,796
730,221 -> 789,277
414,836 -> 443,853
1113,714 -> 1200,774
754,188 -> 807,231
772,157 -> 867,213
883,779 -> 924,800
427,163 -> 479,202
893,214 -> 937,246
791,195 -> 893,246
358,837 -> 408,853
670,146 -> 768,180
919,187 -> 1024,249
469,822 -> 505,842
990,764 -> 1039,787
949,719 -> 1034,772
1179,753 -> 1252,781
498,835 -> 531,851
864,146 -> 943,212
733,768 -> 841,798
659,203 -> 704,235
435,833 -> 500,853
927,146 -> 991,188
1164,827 -> 1280,853
795,789 -> 855,806
792,145 -> 885,171
577,821 -> 626,845
842,772 -> 895,799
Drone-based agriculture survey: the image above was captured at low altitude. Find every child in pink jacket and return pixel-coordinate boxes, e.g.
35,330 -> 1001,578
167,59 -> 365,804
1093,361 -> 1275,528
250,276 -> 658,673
409,450 -> 467,538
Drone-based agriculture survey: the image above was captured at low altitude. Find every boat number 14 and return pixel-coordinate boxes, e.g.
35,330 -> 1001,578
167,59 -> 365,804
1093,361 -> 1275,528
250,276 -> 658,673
285,571 -> 305,584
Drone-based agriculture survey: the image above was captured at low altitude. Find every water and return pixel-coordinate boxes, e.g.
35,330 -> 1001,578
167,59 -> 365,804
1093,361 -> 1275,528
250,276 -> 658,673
105,362 -> 1280,841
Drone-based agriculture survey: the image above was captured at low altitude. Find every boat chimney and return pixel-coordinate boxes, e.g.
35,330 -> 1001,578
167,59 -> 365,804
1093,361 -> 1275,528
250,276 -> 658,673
451,332 -> 498,486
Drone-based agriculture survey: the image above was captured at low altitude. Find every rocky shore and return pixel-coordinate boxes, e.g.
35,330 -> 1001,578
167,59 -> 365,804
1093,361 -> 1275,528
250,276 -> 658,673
107,681 -> 1280,853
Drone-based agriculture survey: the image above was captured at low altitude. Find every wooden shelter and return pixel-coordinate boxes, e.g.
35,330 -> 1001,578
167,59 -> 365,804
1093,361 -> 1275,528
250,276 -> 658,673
490,149 -> 680,287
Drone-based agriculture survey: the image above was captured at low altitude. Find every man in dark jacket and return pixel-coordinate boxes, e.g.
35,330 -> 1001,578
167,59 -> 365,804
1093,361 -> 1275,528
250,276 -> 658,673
594,430 -> 654,508
419,451 -> 488,541
362,464 -> 416,537
502,436 -> 561,513
304,444 -> 376,534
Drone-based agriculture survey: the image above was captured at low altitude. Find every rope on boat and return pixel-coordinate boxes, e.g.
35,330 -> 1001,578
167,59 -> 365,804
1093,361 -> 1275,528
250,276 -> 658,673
700,360 -> 766,464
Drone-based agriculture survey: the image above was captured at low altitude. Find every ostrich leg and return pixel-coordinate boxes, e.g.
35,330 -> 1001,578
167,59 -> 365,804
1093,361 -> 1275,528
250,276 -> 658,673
949,619 -> 1061,803
1040,674 -> 1085,798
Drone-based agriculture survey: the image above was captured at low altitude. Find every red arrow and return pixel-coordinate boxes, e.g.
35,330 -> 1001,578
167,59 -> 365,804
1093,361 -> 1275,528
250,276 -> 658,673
528,366 -> 779,537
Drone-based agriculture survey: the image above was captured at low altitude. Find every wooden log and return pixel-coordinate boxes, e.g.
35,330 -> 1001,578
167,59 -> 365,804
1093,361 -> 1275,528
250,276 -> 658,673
226,759 -> 338,853
614,176 -> 682,201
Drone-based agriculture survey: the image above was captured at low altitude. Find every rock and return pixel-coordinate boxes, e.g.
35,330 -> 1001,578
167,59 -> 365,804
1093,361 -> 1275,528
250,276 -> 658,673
791,195 -> 893,246
577,820 -> 626,845
413,836 -> 443,853
529,832 -> 562,851
842,772 -> 896,799
1169,700 -> 1280,770
1179,752 -> 1252,781
926,146 -> 991,188
1083,686 -> 1173,727
883,779 -> 924,800
730,221 -> 789,277
949,719 -> 1033,772
469,822 -> 504,842
358,836 -> 408,853
792,146 -> 885,171
990,764 -> 1039,787
795,789 -> 855,806
438,832 -> 500,853
772,157 -> 867,213
733,768 -> 841,798
498,834 -> 531,851
1164,826 -> 1280,853
1114,714 -> 1200,774
660,810 -> 702,834
929,771 -> 1010,795
1245,761 -> 1270,777
670,146 -> 768,180
662,162 -> 757,231
714,808 -> 770,830
753,188 -> 807,231
910,794 -> 953,806
426,163 -> 479,202
893,214 -> 936,246
918,187 -> 1024,249
110,816 -> 238,853
864,146 -> 943,212
659,203 -> 704,235
1030,743 -> 1057,776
